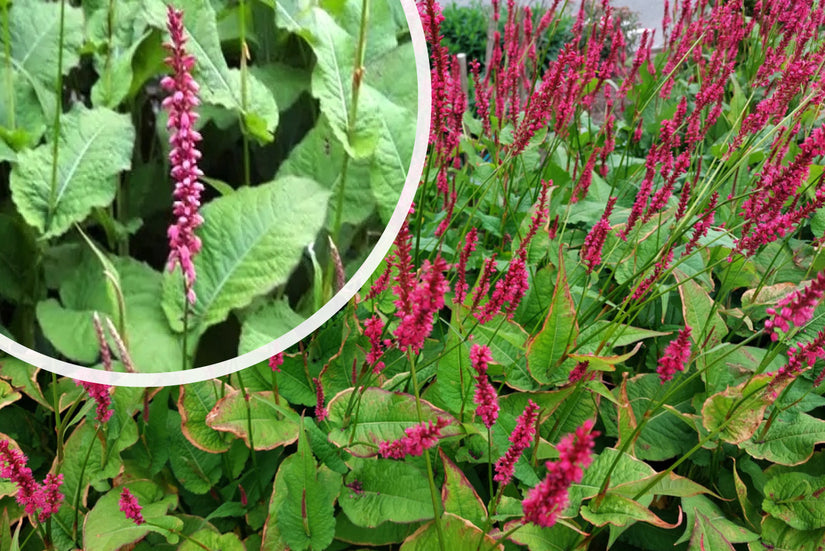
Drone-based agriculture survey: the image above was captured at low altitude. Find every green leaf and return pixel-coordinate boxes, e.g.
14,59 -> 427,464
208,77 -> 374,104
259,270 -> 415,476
277,115 -> 375,229
507,522 -> 581,551
0,213 -> 38,303
162,177 -> 329,334
743,411 -> 825,466
10,106 -> 135,238
763,472 -> 825,530
676,496 -> 759,547
581,493 -> 679,529
334,514 -> 421,546
179,530 -> 244,551
250,62 -> 311,113
239,300 -> 307,355
206,389 -> 300,450
276,423 -> 342,551
1,0 -> 83,118
179,380 -> 233,453
674,269 -> 728,344
702,375 -> 772,445
440,450 -> 487,528
527,254 -> 578,385
306,8 -> 379,158
83,481 -> 183,551
400,513 -> 503,550
167,410 -> 222,495
339,458 -> 438,527
757,515 -> 825,551
144,0 -> 278,142
326,387 -> 458,457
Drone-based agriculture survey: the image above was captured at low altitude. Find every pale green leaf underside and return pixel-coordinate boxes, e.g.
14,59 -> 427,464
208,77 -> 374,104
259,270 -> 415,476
10,106 -> 135,238
162,176 -> 329,334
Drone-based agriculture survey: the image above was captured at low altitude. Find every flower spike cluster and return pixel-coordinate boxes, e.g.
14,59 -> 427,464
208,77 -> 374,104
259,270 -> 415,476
0,440 -> 64,522
657,326 -> 692,383
162,5 -> 205,305
764,272 -> 825,341
494,400 -> 540,485
522,419 -> 598,528
378,417 -> 450,459
470,343 -> 499,428
119,488 -> 146,525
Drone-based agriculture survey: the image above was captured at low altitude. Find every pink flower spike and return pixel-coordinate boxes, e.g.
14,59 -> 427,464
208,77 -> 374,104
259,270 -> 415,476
0,440 -> 41,517
163,5 -> 204,305
765,272 -> 825,341
37,473 -> 64,522
269,353 -> 284,373
657,326 -> 692,383
521,420 -> 598,528
378,417 -> 450,459
119,488 -> 145,525
470,343 -> 499,429
76,380 -> 113,425
313,377 -> 328,421
494,400 -> 540,486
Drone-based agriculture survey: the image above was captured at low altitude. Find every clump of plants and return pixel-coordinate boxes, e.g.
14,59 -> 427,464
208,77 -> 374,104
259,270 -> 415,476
0,0 -> 414,371
4,0 -> 825,550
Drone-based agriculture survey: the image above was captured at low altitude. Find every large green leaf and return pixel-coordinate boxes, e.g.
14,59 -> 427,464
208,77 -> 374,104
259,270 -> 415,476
206,389 -> 300,450
179,380 -> 233,453
400,513 -> 503,551
276,425 -> 342,551
326,387 -> 458,457
526,255 -> 578,385
167,410 -> 222,495
763,472 -> 825,530
440,450 -> 486,528
743,411 -> 825,466
676,496 -> 759,547
162,177 -> 329,335
339,458 -> 437,527
143,0 -> 278,142
0,0 -> 83,122
37,252 -> 182,371
83,481 -> 183,551
10,106 -> 135,238
239,300 -> 306,355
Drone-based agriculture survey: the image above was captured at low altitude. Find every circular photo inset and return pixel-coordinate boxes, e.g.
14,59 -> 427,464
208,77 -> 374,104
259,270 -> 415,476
0,0 -> 429,384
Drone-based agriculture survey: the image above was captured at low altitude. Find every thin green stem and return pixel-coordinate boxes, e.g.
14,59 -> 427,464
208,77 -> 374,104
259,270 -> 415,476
47,0 -> 66,230
407,352 -> 445,551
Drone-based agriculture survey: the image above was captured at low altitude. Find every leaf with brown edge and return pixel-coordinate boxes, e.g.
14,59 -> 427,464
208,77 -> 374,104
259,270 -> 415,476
326,387 -> 459,457
0,380 -> 20,412
569,342 -> 643,373
440,449 -> 487,528
179,380 -> 233,453
701,374 -> 773,445
674,269 -> 728,345
616,374 -> 638,457
526,251 -> 578,385
581,492 -> 682,529
206,390 -> 299,450
399,513 -> 503,551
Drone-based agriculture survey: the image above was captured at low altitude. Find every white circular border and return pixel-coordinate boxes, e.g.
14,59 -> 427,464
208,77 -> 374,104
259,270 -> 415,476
0,0 -> 431,387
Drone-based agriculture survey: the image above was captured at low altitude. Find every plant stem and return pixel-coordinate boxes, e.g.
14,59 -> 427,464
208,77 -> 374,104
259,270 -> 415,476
407,352 -> 445,551
47,0 -> 66,230
2,0 -> 14,129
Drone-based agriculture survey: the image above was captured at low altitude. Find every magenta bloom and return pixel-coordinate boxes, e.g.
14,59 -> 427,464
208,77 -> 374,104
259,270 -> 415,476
378,417 -> 450,459
454,229 -> 478,307
76,380 -> 113,424
581,197 -> 617,273
522,419 -> 598,528
313,377 -> 328,421
470,343 -> 499,429
0,441 -> 63,522
38,473 -> 64,522
657,326 -> 692,383
765,271 -> 825,341
268,353 -> 284,373
364,316 -> 391,375
0,440 -> 40,517
162,5 -> 204,305
394,256 -> 450,354
119,488 -> 145,526
494,400 -> 540,485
